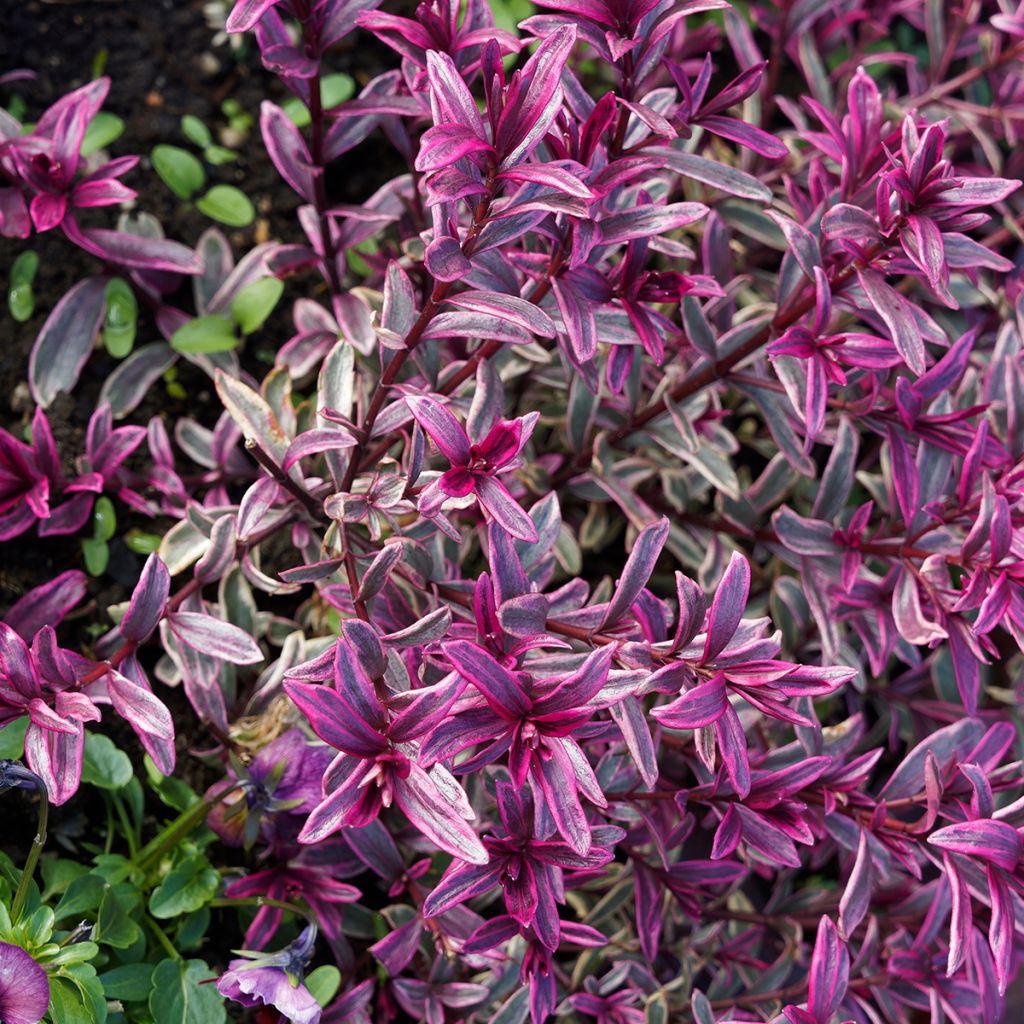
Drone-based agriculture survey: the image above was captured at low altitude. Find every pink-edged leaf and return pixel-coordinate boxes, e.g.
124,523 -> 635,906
388,674 -> 466,743
297,758 -> 375,842
29,276 -> 107,408
703,551 -> 750,661
63,220 -> 202,274
260,101 -> 316,201
425,51 -> 486,135
369,918 -> 423,976
444,639 -> 530,717
716,703 -> 751,797
73,178 -> 136,208
928,819 -> 1023,871
944,854 -> 971,976
839,830 -> 873,940
121,554 -> 170,642
987,865 -> 1014,995
443,290 -> 556,337
225,0 -> 280,31
497,26 -> 577,168
282,427 -> 357,471
107,667 -> 174,742
807,916 -> 849,1023
700,114 -> 788,158
602,517 -> 669,627
406,395 -> 470,463
608,696 -> 658,789
903,213 -> 945,289
820,203 -> 881,244
357,542 -> 403,601
653,676 -> 727,729
422,310 -> 532,344
535,747 -> 591,855
599,203 -> 708,246
166,611 -> 264,665
24,721 -> 84,805
497,163 -> 594,199
934,177 -> 1020,207
663,148 -> 771,202
474,475 -> 538,542
395,763 -> 488,864
283,680 -> 387,756
415,123 -> 494,172
857,268 -> 925,375
888,431 -> 919,526
4,570 -> 87,640
424,235 -> 473,283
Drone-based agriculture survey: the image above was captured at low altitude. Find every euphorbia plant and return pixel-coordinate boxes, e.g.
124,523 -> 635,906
2,0 -> 1024,1022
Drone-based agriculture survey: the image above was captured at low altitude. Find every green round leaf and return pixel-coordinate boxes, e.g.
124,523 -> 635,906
171,314 -> 239,354
231,277 -> 284,334
8,251 -> 39,322
149,959 -> 227,1024
81,731 -> 133,790
284,73 -> 356,127
180,114 -> 212,150
152,144 -> 206,200
81,111 -> 126,156
196,184 -> 255,227
100,963 -> 156,1002
8,282 -> 33,322
103,277 -> 138,358
149,853 -> 220,919
10,250 -> 39,288
203,145 -> 238,166
0,716 -> 28,758
306,965 -> 342,1008
125,529 -> 163,555
82,537 -> 110,577
92,495 -> 117,542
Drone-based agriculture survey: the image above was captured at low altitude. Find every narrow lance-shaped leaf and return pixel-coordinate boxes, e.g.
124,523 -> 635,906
602,518 -> 669,627
703,552 -> 750,661
30,277 -> 108,408
166,611 -> 264,665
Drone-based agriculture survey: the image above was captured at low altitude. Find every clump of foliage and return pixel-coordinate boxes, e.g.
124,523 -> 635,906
2,0 -> 1024,1021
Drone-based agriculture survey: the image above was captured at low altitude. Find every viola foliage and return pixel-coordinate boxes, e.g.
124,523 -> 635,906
2,0 -> 1024,1022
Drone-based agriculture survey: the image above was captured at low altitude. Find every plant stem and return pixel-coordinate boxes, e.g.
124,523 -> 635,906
146,917 -> 181,961
112,792 -> 139,859
134,791 -> 227,871
11,785 -> 48,922
208,896 -> 311,918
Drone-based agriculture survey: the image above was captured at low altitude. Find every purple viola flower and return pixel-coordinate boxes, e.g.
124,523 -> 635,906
407,395 -> 539,542
217,924 -> 323,1024
206,729 -> 332,848
0,941 -> 50,1024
